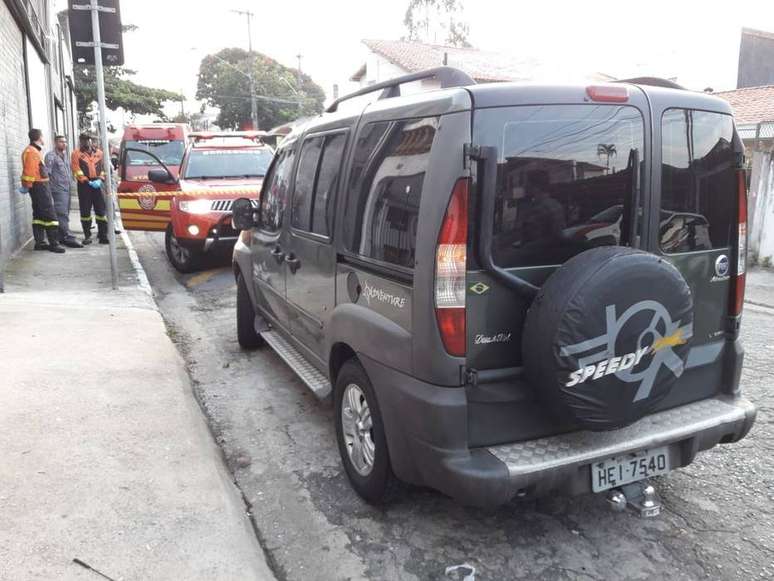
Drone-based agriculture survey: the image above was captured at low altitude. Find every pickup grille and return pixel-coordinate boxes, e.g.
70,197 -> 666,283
210,199 -> 233,212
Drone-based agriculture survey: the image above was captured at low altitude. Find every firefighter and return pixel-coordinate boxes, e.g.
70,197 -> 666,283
19,128 -> 65,253
71,133 -> 108,245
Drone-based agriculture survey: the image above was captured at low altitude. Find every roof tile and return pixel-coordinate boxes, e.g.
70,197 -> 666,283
715,85 -> 774,125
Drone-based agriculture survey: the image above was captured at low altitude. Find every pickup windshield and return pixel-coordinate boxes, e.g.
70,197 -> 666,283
473,104 -> 645,268
123,140 -> 184,166
184,148 -> 273,180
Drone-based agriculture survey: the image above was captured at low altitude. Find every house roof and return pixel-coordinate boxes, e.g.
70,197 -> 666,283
715,85 -> 774,125
353,39 -> 612,84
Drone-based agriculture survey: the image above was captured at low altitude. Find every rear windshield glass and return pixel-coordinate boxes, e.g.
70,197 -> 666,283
123,140 -> 184,166
474,105 -> 644,268
660,109 -> 735,253
184,148 -> 274,179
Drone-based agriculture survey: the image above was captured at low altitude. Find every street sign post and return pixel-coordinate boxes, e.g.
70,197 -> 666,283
70,0 -> 122,289
68,0 -> 124,65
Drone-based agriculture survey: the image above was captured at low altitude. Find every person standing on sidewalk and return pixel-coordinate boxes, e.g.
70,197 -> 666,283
44,135 -> 83,248
19,129 -> 65,254
71,133 -> 108,245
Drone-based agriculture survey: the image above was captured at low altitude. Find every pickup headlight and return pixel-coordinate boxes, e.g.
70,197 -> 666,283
178,199 -> 212,214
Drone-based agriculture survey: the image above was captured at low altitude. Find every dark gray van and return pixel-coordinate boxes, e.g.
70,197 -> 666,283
231,68 -> 755,511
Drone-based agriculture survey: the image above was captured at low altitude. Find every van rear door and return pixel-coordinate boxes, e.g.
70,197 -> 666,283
466,93 -> 650,372
645,92 -> 745,407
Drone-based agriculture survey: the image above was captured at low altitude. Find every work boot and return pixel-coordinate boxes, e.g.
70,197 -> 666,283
46,228 -> 66,254
63,237 -> 84,248
32,224 -> 49,251
82,236 -> 93,245
97,219 -> 109,244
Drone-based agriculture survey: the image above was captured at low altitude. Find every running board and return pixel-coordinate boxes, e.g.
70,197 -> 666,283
260,330 -> 332,399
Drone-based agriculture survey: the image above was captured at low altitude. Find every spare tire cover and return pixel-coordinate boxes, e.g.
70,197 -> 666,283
523,246 -> 693,431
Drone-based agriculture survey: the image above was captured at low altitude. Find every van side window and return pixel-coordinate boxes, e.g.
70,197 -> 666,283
312,132 -> 347,237
260,147 -> 295,232
660,109 -> 735,253
473,105 -> 644,269
343,117 -> 439,269
291,137 -> 324,232
290,132 -> 347,237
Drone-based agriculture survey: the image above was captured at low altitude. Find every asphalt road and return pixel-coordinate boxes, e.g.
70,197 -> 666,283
131,230 -> 774,581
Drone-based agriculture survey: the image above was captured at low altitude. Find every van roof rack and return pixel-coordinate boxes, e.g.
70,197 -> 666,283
326,66 -> 476,113
616,77 -> 685,90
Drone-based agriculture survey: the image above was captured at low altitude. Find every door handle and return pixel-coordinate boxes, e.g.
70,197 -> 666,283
270,245 -> 284,263
285,253 -> 300,273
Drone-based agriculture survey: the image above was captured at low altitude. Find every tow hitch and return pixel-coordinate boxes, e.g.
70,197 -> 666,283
606,480 -> 662,517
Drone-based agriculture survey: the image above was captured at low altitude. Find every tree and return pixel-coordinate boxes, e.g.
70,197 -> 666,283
403,0 -> 471,47
69,21 -> 180,128
195,48 -> 325,130
74,66 -> 181,127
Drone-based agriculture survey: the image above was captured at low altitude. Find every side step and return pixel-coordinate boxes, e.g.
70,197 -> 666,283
260,330 -> 332,399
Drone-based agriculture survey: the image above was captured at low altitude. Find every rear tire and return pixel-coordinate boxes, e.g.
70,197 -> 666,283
165,224 -> 201,273
237,272 -> 264,349
334,359 -> 394,503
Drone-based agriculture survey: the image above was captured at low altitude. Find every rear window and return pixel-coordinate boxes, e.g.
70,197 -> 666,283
474,105 -> 644,268
123,140 -> 184,166
660,109 -> 735,253
343,117 -> 439,269
184,148 -> 273,179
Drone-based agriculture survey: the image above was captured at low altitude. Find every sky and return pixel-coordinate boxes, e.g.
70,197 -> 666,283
58,0 -> 774,121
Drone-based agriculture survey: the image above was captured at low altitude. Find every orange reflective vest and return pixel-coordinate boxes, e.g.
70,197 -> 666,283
71,147 -> 106,183
21,143 -> 48,188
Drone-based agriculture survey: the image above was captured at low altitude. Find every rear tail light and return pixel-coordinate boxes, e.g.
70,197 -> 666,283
730,169 -> 747,316
435,178 -> 469,357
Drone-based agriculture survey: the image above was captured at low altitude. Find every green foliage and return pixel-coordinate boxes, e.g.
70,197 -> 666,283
403,0 -> 471,47
74,65 -> 181,128
195,48 -> 325,130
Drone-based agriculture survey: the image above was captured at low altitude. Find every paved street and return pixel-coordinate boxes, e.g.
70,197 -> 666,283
132,230 -> 774,581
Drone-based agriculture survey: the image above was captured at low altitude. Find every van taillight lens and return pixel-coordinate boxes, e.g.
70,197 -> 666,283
586,85 -> 629,103
731,169 -> 747,316
435,178 -> 469,357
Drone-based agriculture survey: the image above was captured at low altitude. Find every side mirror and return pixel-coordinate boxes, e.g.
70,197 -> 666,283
148,168 -> 173,184
232,198 -> 257,230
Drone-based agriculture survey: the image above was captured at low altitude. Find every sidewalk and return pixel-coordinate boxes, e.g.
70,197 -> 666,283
0,218 -> 274,580
746,267 -> 774,309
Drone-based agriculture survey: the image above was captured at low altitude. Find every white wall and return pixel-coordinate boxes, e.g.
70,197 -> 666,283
751,149 -> 774,265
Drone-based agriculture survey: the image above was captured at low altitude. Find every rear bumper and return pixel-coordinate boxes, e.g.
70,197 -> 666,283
362,354 -> 757,508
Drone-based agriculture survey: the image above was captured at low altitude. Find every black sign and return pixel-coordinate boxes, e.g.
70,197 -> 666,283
68,0 -> 124,66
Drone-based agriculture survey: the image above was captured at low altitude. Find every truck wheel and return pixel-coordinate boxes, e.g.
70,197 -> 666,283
165,224 -> 201,273
334,359 -> 393,503
236,272 -> 264,349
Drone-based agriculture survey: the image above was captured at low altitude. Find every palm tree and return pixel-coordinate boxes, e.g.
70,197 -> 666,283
597,143 -> 617,173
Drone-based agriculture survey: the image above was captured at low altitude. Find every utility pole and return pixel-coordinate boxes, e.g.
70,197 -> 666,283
72,0 -> 119,289
296,53 -> 302,87
231,9 -> 258,129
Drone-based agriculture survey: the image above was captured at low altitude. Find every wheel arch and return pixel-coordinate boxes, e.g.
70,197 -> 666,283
329,342 -> 358,386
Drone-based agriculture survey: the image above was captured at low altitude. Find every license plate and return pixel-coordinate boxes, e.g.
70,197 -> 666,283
591,447 -> 670,492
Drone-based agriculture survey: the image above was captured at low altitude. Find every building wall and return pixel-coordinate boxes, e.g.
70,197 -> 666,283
737,29 -> 774,89
357,53 -> 439,95
0,0 -> 32,277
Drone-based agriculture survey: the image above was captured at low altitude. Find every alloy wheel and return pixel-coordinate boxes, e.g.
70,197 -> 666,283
341,383 -> 375,476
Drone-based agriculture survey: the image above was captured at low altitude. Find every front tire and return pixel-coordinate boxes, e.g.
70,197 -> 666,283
236,272 -> 264,349
165,224 -> 201,273
334,359 -> 393,503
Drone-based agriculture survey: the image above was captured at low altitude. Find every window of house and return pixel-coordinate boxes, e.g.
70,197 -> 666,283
343,117 -> 439,269
259,147 -> 295,232
660,109 -> 736,253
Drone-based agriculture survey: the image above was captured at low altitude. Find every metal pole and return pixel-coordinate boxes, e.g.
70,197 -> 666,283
90,0 -> 118,289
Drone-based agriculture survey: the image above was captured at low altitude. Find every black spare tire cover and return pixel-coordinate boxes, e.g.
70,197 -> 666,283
523,247 -> 693,431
